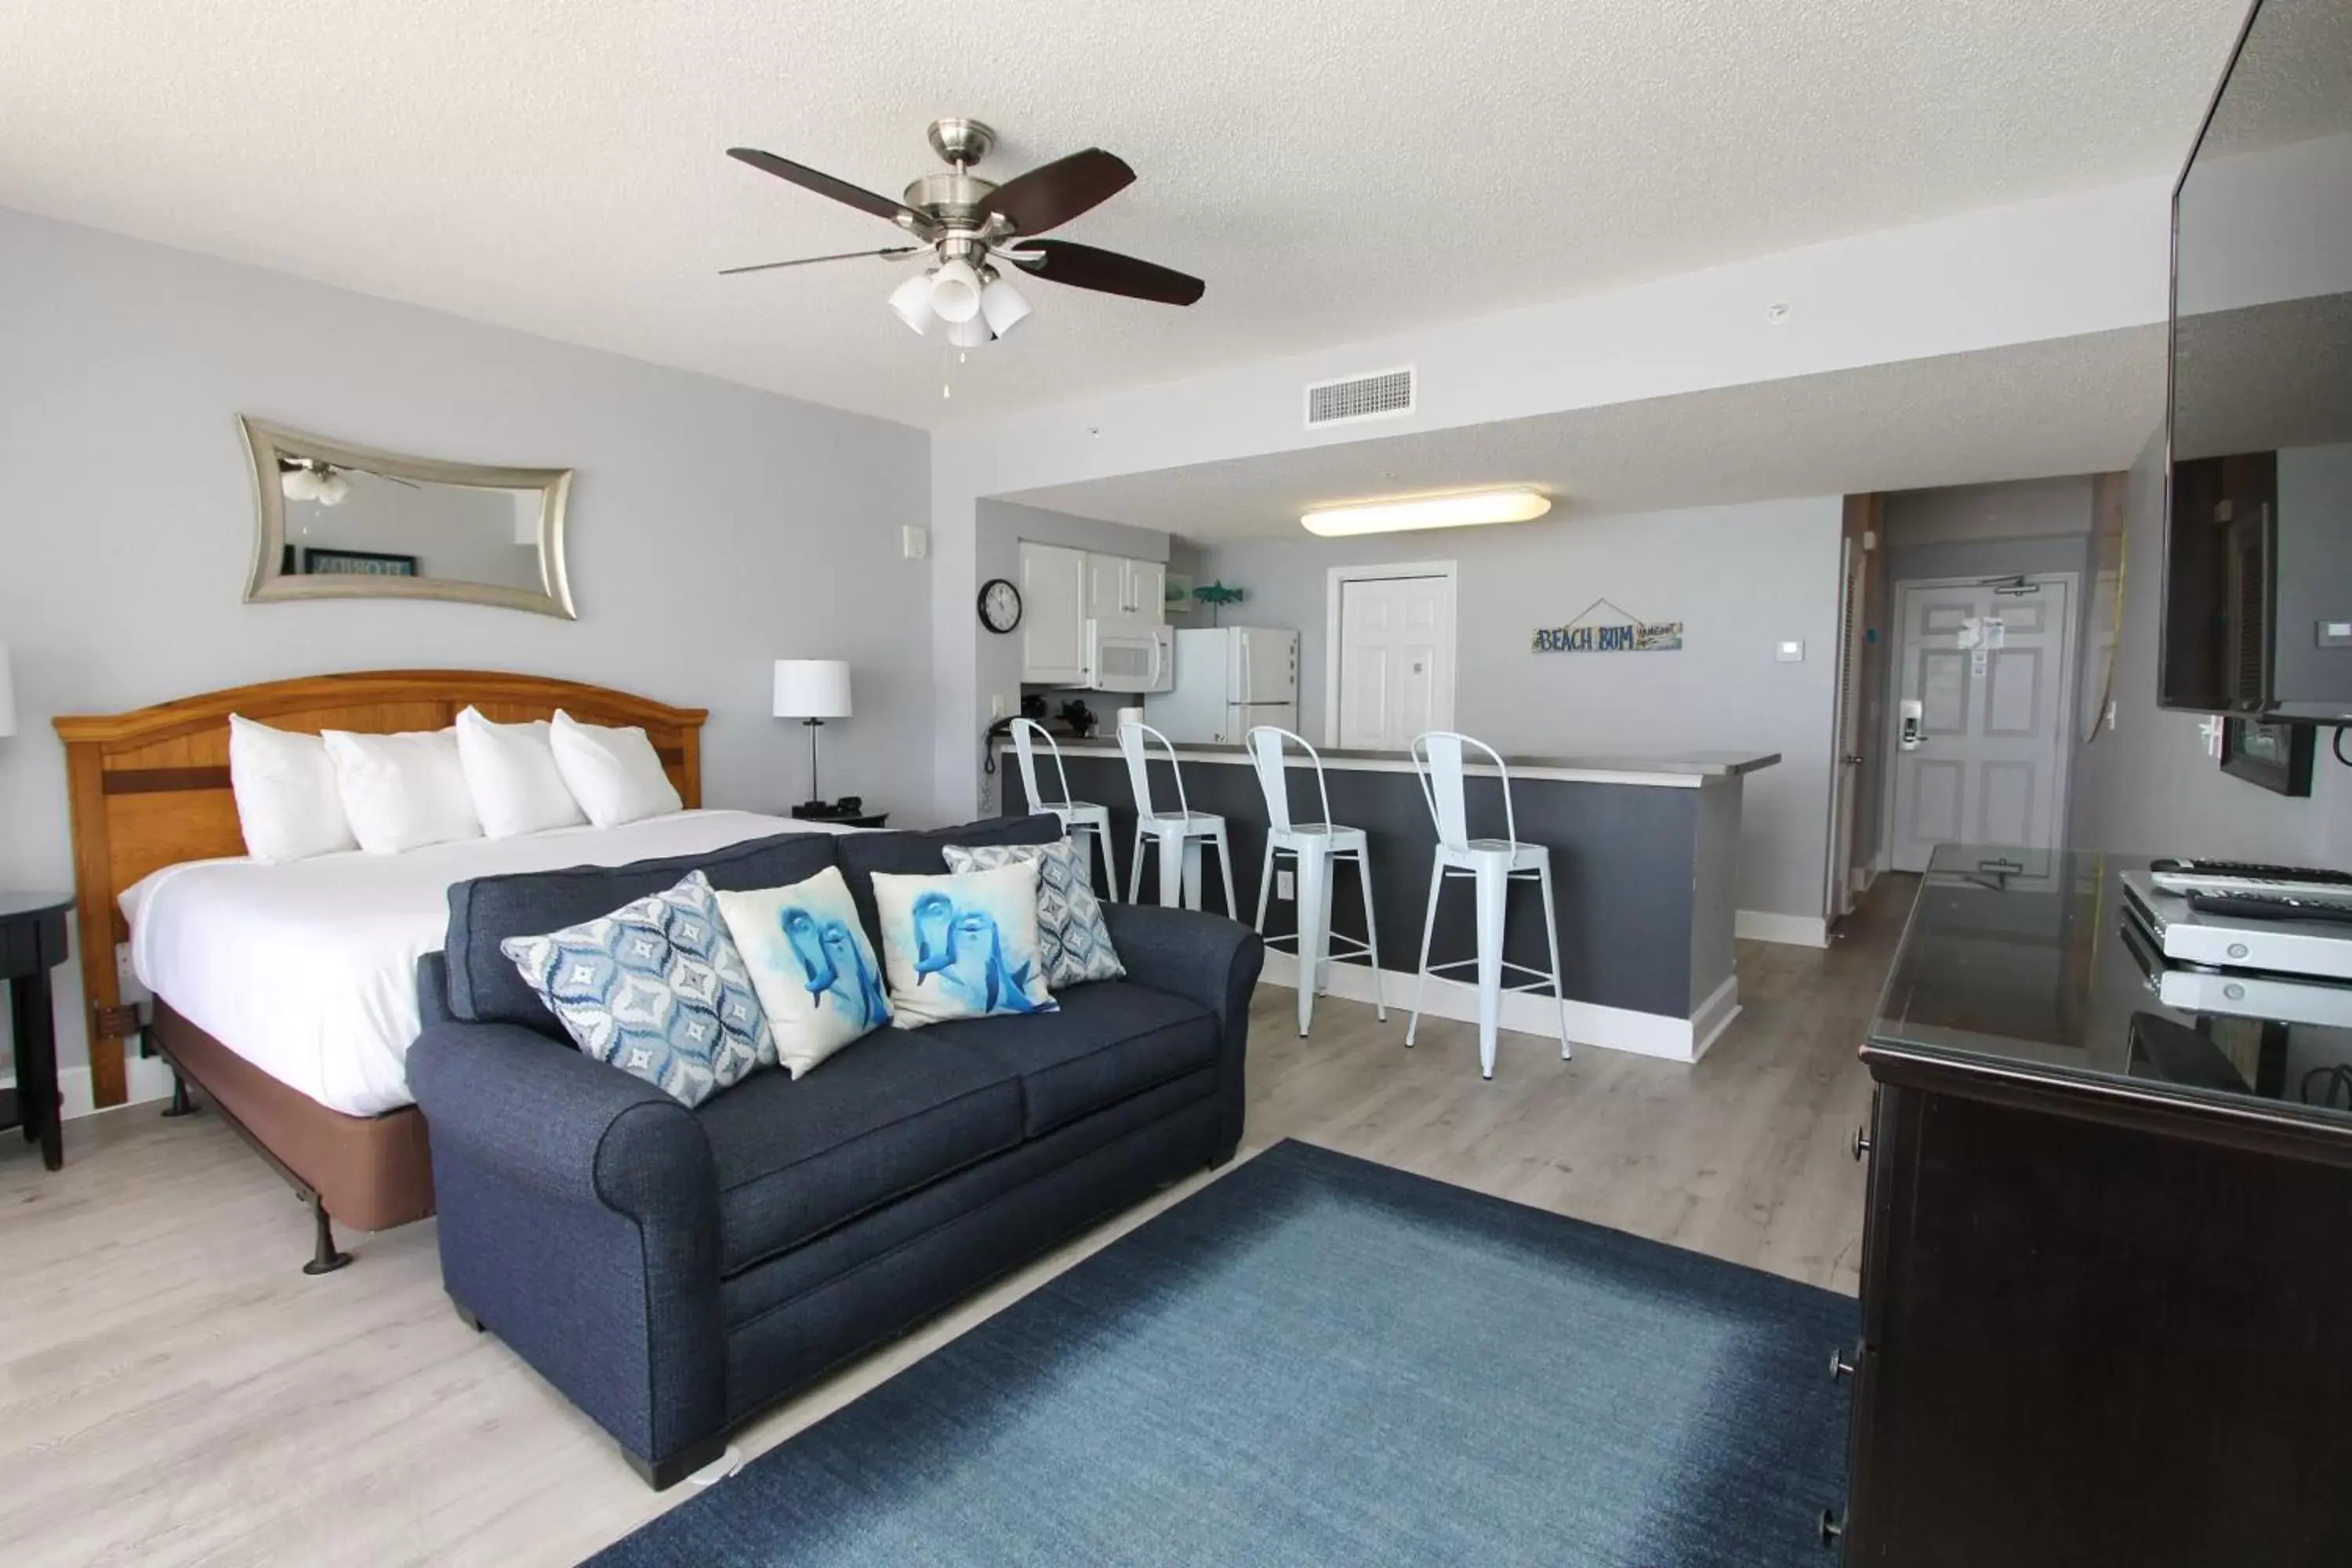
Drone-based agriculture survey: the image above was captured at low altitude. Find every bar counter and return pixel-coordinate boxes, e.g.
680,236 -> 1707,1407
996,736 -> 1780,1065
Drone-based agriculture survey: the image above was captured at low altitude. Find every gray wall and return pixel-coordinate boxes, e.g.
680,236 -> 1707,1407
971,499 -> 1167,810
2071,426 -> 2352,858
0,206 -> 931,1083
1195,495 -> 1846,920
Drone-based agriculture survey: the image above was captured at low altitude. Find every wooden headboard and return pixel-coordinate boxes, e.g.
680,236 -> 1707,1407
52,670 -> 709,1109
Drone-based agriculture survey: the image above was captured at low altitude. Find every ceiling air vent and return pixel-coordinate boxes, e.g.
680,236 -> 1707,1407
1305,366 -> 1416,429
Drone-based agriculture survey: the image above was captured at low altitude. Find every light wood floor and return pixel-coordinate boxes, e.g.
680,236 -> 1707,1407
0,876 -> 1910,1567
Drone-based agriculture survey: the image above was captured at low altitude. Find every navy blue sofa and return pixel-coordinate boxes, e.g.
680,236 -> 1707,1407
406,815 -> 1263,1487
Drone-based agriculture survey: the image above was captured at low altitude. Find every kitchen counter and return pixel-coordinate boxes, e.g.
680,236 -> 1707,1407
1028,736 -> 1779,786
995,736 -> 1779,1064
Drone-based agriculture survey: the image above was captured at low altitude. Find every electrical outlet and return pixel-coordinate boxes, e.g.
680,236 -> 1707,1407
991,692 -> 1007,720
902,524 -> 930,561
1276,869 -> 1295,901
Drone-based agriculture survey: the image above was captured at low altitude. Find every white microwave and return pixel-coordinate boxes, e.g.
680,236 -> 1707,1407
1085,619 -> 1173,694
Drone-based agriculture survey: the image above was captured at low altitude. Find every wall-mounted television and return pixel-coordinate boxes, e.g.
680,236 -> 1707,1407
2162,0 -> 2352,721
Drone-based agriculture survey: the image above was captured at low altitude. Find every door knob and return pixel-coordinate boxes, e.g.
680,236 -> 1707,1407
1852,1126 -> 1871,1161
1829,1345 -> 1855,1381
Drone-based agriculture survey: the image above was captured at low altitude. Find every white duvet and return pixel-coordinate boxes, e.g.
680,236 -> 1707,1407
124,810 -> 852,1116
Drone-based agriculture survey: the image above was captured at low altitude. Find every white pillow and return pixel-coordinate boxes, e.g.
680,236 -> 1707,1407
453,706 -> 586,838
549,710 -> 683,829
321,728 -> 485,855
227,714 -> 358,864
716,866 -> 891,1078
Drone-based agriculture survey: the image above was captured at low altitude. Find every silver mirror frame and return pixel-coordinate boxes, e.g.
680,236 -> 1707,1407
239,416 -> 578,619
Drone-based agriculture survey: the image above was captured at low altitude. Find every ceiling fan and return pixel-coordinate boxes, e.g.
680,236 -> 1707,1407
721,118 -> 1204,347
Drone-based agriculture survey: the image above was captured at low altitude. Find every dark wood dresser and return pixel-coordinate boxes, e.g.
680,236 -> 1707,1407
1838,848 -> 2352,1566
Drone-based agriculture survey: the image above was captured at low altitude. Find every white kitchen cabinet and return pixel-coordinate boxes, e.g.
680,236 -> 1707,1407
1126,559 -> 1167,624
1018,542 -> 1087,685
1082,554 -> 1167,625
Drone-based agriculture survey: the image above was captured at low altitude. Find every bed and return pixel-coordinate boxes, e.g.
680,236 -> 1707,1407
53,670 -> 825,1270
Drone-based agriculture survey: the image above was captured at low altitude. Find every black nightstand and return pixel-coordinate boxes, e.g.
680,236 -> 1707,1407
0,891 -> 73,1171
790,804 -> 889,829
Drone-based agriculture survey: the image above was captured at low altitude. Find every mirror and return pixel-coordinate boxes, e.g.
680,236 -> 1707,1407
241,416 -> 576,619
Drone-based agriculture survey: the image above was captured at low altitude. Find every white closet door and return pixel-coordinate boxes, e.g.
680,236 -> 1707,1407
1336,575 -> 1455,750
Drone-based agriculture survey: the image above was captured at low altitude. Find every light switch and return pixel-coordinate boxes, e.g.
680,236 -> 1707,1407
1776,641 -> 1806,662
2319,620 -> 2352,648
902,524 -> 930,561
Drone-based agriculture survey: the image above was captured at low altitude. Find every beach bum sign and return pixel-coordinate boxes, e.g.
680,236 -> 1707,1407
1532,597 -> 1683,654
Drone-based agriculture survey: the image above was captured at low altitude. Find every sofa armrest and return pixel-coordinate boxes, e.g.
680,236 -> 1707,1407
406,1020 -> 716,1220
1104,904 -> 1263,1159
407,1018 -> 726,1478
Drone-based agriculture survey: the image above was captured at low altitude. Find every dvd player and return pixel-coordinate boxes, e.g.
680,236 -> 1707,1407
2122,873 -> 2352,983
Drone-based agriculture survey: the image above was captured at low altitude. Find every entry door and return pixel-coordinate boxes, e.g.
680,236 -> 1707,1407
1888,576 -> 2075,873
1335,575 -> 1455,749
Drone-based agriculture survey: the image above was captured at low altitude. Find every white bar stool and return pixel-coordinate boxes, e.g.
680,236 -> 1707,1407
1117,720 -> 1238,916
1247,726 -> 1385,1037
1406,731 -> 1570,1080
1008,718 -> 1116,898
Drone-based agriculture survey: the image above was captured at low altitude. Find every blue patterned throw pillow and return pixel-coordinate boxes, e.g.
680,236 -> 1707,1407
502,870 -> 775,1107
943,838 -> 1123,988
870,863 -> 1059,1028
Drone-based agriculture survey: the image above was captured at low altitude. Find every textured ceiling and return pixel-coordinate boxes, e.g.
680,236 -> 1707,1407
2,0 -> 2243,428
1004,328 -> 2165,540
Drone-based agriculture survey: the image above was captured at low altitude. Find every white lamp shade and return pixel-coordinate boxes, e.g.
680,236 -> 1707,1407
0,644 -> 15,739
888,271 -> 936,335
315,470 -> 350,506
980,273 -> 1031,336
281,466 -> 322,501
929,259 -> 983,324
946,313 -> 993,348
772,659 -> 851,720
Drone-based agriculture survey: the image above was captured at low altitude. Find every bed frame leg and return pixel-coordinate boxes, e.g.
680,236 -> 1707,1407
161,1074 -> 198,1118
303,1196 -> 353,1276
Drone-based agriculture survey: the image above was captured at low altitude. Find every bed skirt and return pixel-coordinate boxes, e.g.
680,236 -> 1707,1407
153,1002 -> 435,1232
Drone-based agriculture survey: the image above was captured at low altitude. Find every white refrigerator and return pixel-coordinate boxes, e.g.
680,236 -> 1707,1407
1144,626 -> 1300,743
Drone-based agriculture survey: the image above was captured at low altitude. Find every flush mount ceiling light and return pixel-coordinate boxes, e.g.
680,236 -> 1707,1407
1301,488 -> 1553,537
718,118 -> 1206,351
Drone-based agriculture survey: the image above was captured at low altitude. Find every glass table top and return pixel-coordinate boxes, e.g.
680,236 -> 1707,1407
1867,845 -> 2352,1132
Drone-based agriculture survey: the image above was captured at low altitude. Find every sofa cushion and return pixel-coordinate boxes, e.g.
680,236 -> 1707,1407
922,980 -> 1220,1138
833,814 -> 1062,956
446,831 -> 840,1034
700,1028 -> 1023,1275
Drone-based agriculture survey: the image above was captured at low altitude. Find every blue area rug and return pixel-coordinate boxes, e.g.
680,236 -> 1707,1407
588,1139 -> 1853,1566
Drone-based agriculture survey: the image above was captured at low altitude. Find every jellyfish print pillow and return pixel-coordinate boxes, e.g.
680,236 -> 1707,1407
869,862 -> 1059,1029
716,866 -> 893,1076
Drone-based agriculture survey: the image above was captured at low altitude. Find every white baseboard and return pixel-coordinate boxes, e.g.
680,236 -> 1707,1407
1735,909 -> 1830,948
1688,973 -> 1742,1062
13,1054 -> 181,1122
1258,950 -> 1727,1065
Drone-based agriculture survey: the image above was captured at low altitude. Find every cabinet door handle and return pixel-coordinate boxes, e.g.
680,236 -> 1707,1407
1851,1125 -> 1871,1162
1819,1508 -> 1846,1546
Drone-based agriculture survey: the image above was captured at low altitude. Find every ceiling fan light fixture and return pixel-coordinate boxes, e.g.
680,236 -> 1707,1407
281,466 -> 322,502
946,313 -> 993,348
315,470 -> 351,506
929,258 -> 983,323
1300,488 -> 1552,538
979,272 -> 1031,336
888,270 -> 937,335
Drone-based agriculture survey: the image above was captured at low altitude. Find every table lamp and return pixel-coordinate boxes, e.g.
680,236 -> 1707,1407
773,659 -> 851,811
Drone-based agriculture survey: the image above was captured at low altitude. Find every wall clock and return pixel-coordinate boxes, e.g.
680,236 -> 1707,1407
977,577 -> 1022,633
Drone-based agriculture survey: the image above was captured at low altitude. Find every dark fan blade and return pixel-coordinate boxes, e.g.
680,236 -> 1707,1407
720,246 -> 922,276
1010,240 -> 1204,306
727,147 -> 916,227
986,148 -> 1134,236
